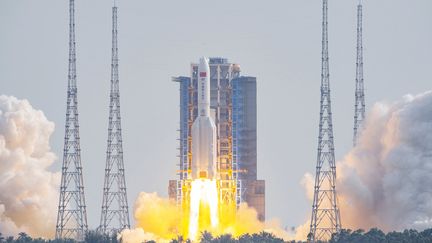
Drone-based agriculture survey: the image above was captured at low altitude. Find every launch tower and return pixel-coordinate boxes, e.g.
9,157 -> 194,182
170,58 -> 265,221
309,0 -> 341,241
56,0 -> 88,240
99,1 -> 131,235
353,0 -> 365,146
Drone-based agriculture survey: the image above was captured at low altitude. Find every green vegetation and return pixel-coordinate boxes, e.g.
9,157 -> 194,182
0,231 -> 116,243
2,228 -> 432,243
191,231 -> 285,243
329,228 -> 432,243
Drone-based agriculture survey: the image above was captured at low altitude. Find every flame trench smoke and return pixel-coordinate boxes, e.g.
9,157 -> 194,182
337,91 -> 432,231
0,95 -> 59,238
303,91 -> 432,233
120,191 -> 292,242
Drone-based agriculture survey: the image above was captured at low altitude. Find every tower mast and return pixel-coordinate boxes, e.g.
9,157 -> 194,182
309,0 -> 341,241
99,0 -> 131,235
56,0 -> 88,240
353,0 -> 365,146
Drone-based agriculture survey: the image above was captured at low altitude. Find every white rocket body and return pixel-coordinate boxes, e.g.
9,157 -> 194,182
191,57 -> 217,180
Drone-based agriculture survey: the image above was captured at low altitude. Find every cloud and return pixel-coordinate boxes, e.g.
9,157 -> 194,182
0,95 -> 60,238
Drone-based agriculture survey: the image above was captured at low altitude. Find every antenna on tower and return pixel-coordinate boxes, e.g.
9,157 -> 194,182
56,0 -> 88,240
353,0 -> 365,146
99,1 -> 131,235
309,0 -> 341,242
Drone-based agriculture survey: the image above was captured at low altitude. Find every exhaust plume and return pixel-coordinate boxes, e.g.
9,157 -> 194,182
337,91 -> 432,231
120,192 -> 293,242
302,90 -> 432,234
0,95 -> 59,238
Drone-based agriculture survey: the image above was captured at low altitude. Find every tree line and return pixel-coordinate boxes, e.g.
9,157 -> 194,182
2,228 -> 432,242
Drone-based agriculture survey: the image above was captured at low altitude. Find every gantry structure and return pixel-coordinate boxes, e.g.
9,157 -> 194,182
171,59 -> 265,221
56,0 -> 88,240
353,0 -> 365,146
177,59 -> 239,208
99,0 -> 131,235
309,0 -> 341,241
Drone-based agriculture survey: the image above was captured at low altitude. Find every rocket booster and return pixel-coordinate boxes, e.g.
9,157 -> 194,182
191,57 -> 217,180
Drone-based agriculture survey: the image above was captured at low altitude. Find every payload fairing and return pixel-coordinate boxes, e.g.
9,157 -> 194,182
191,57 -> 218,180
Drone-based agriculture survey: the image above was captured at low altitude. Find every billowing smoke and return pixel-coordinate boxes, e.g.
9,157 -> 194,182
128,192 -> 181,242
0,95 -> 59,238
118,192 -> 189,243
119,192 -> 292,242
120,227 -> 167,243
336,91 -> 432,231
299,91 -> 432,237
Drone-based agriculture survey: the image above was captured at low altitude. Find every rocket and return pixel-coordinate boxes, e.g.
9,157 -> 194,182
191,57 -> 218,180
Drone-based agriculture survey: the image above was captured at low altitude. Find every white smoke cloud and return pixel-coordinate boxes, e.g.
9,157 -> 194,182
118,228 -> 169,243
336,91 -> 432,231
0,95 -> 60,238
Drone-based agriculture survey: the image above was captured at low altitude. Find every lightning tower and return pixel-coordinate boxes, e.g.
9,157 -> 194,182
309,0 -> 341,241
56,0 -> 88,240
99,0 -> 131,235
353,0 -> 365,146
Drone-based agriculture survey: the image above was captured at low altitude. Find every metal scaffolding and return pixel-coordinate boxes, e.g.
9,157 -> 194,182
99,1 -> 131,235
56,0 -> 88,240
309,0 -> 341,241
353,0 -> 365,146
172,59 -> 240,207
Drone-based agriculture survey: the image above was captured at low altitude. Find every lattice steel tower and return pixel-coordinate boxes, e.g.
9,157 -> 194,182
353,0 -> 365,146
99,1 -> 131,235
56,0 -> 88,240
309,0 -> 341,241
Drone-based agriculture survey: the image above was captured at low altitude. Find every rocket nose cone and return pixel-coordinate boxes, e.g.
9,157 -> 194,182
198,57 -> 210,75
199,57 -> 209,67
